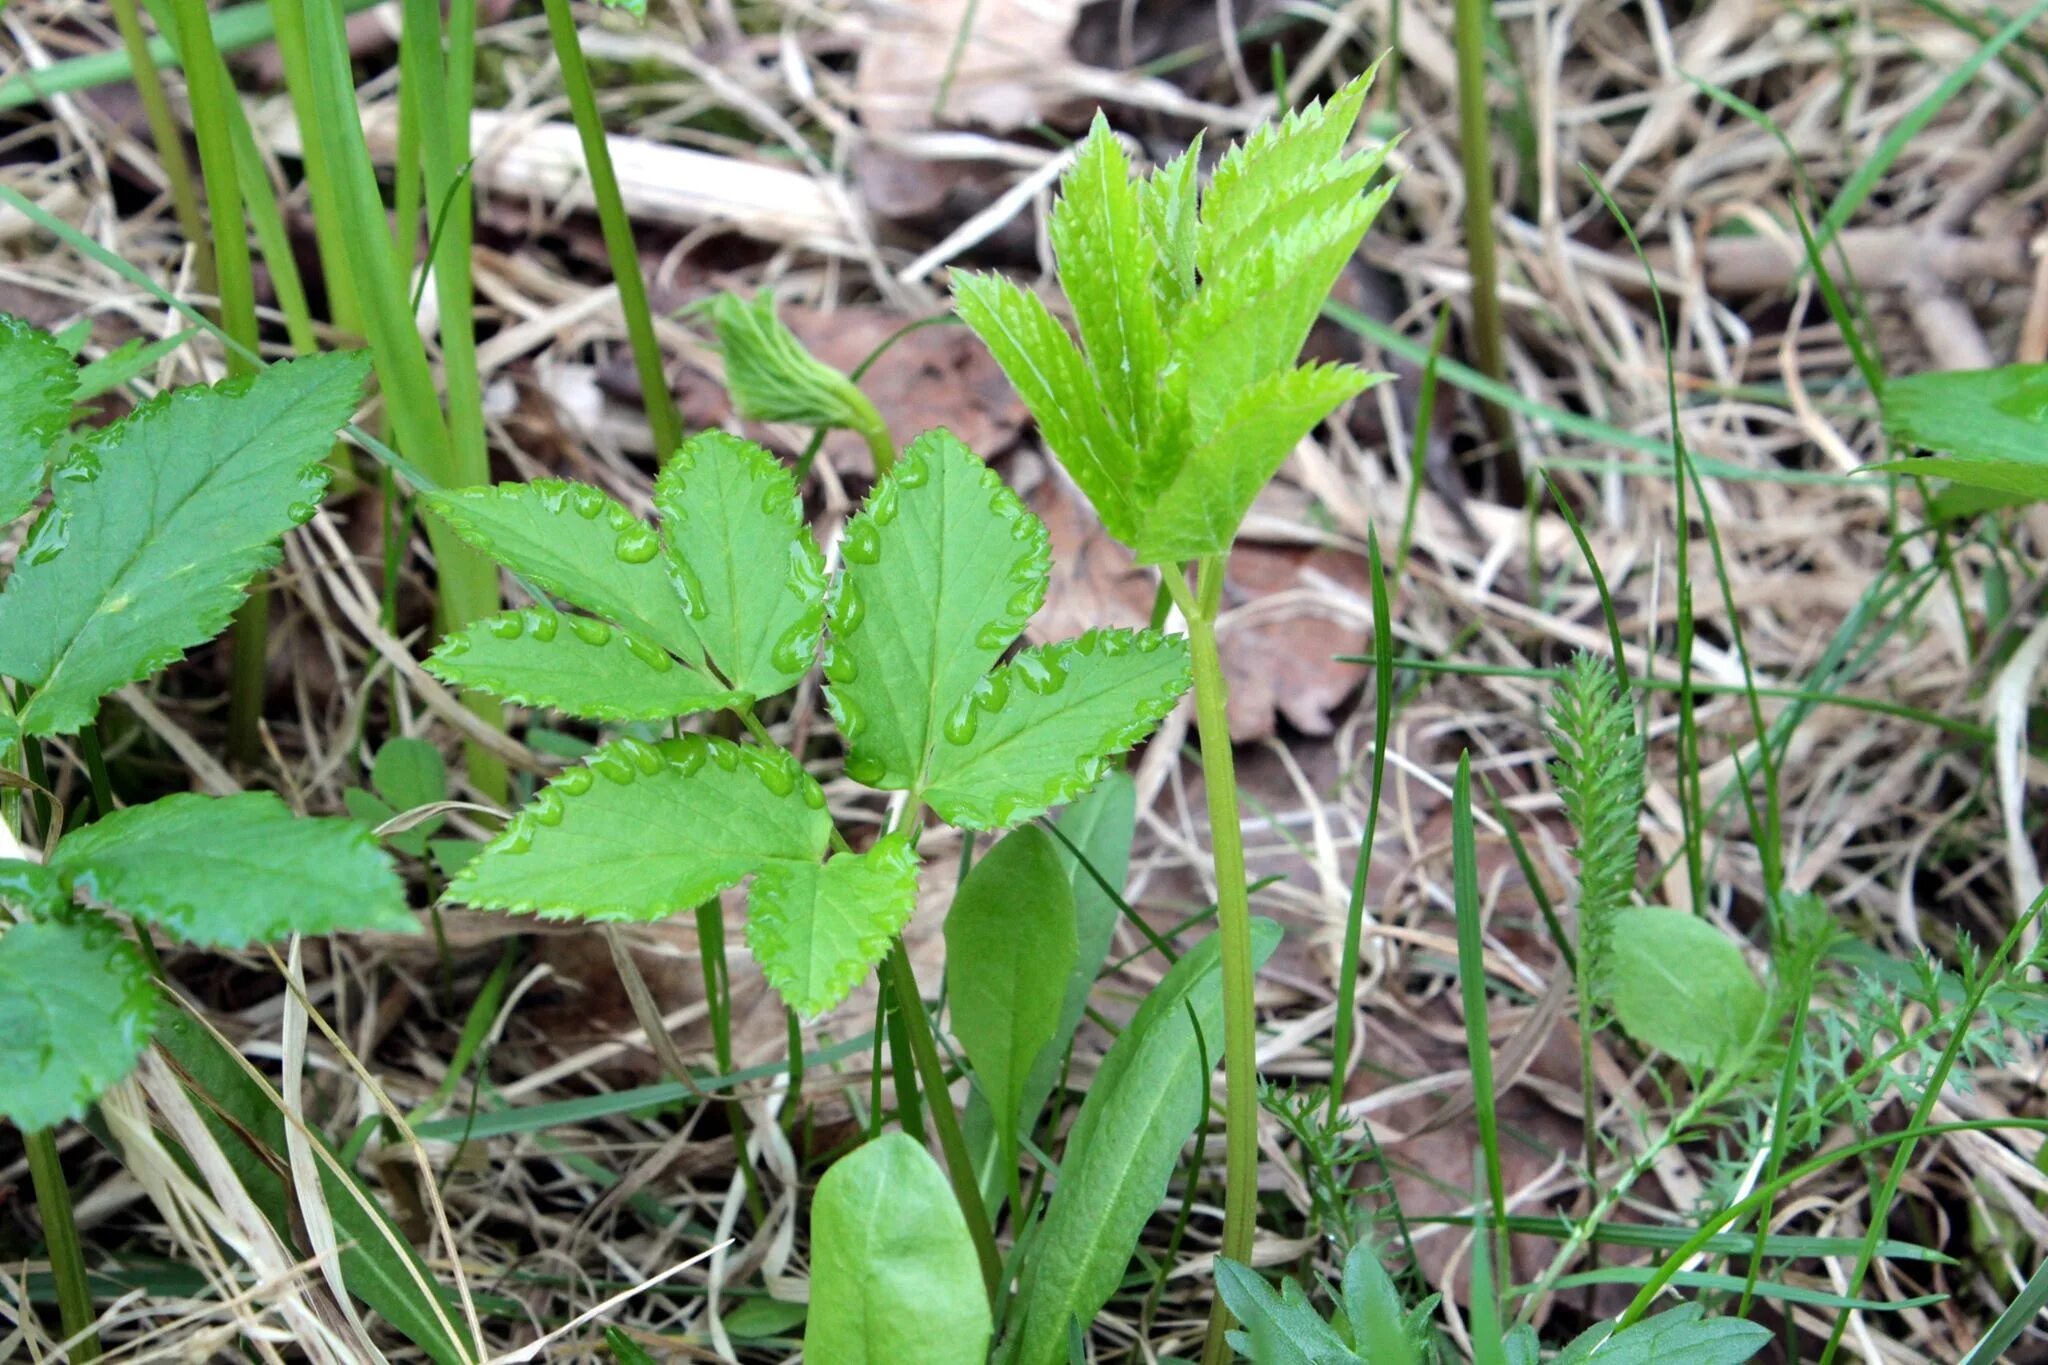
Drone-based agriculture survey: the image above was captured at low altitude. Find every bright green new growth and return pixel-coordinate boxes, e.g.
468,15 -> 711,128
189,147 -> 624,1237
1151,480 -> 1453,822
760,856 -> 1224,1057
1547,650 -> 1644,998
954,68 -> 1394,564
698,290 -> 894,472
0,349 -> 370,740
438,427 -> 1189,1015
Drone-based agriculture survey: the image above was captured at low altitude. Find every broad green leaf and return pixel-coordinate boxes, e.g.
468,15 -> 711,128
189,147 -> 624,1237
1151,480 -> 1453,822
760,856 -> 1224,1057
1138,136 -> 1203,321
944,826 -> 1076,1176
922,628 -> 1190,828
697,293 -> 884,440
0,915 -> 156,1129
1008,918 -> 1283,1365
51,793 -> 415,948
426,606 -> 744,722
421,481 -> 706,666
824,430 -> 1049,791
951,273 -> 1143,541
0,312 -> 76,528
1553,1307 -> 1770,1365
1172,186 -> 1392,439
0,351 -> 368,738
1217,1258 -> 1361,1364
447,735 -> 829,922
748,836 -> 919,1016
1604,907 -> 1765,1071
152,1008 -> 471,1364
1136,363 -> 1374,565
1049,117 -> 1164,450
1883,363 -> 2048,465
654,431 -> 827,697
371,737 -> 447,812
807,1132 -> 993,1365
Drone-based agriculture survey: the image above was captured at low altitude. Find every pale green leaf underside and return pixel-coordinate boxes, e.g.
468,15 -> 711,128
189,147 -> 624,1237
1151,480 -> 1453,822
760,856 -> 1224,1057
447,735 -> 830,922
426,607 -> 744,722
949,274 -> 1142,541
655,430 -> 826,698
1136,362 -> 1378,565
1011,919 -> 1282,1365
1604,907 -> 1765,1071
0,916 -> 156,1130
0,312 -> 78,528
824,430 -> 1050,791
923,628 -> 1190,829
0,351 -> 368,739
807,1133 -> 993,1365
51,792 -> 415,948
749,836 -> 919,1017
422,481 -> 706,666
944,827 -> 1075,1147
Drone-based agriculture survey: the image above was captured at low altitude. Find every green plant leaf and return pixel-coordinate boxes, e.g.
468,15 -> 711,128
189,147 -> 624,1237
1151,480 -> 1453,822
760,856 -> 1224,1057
1049,117 -> 1164,451
1217,1258 -> 1361,1364
152,1008 -> 471,1364
0,312 -> 77,528
748,835 -> 919,1017
426,606 -> 745,722
1137,136 -> 1202,322
824,429 -> 1049,791
421,480 -> 706,666
1007,918 -> 1283,1365
0,859 -> 69,917
0,915 -> 156,1129
1341,1242 -> 1420,1365
945,826 -> 1076,1173
951,273 -> 1143,541
697,292 -> 883,439
654,430 -> 827,697
1199,69 -> 1379,273
50,792 -> 415,948
1878,364 -> 2048,503
446,735 -> 830,922
807,1132 -> 993,1365
922,628 -> 1190,829
371,736 -> 447,811
1604,907 -> 1765,1071
1135,362 -> 1374,565
72,329 -> 197,402
604,1328 -> 659,1364
1549,651 -> 1644,996
1553,1307 -> 1770,1365
0,351 -> 368,738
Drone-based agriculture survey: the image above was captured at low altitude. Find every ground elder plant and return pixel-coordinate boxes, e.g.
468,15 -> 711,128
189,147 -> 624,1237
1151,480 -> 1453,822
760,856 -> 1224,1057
954,64 -> 1395,1352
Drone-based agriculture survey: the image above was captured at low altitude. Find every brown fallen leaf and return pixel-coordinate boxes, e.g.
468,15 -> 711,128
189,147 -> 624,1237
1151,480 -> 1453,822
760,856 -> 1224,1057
855,0 -> 1086,136
1026,471 -> 1374,741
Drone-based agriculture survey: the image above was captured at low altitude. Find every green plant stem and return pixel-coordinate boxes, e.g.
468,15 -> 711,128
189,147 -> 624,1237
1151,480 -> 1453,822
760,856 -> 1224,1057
1326,531 -> 1391,1125
25,1128 -> 101,1360
78,723 -> 117,823
1449,0 -> 1523,501
1166,560 -> 1261,1365
538,0 -> 682,459
107,0 -> 213,296
882,944 -> 1003,1305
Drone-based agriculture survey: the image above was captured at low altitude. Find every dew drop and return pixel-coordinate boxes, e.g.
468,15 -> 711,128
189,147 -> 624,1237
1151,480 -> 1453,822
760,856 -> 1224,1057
1098,631 -> 1133,657
437,635 -> 471,659
978,671 -> 1011,713
770,623 -> 816,676
536,483 -> 571,513
822,645 -> 859,685
830,692 -> 865,741
974,621 -> 1013,651
590,748 -> 637,784
571,485 -> 607,519
845,751 -> 888,786
625,636 -> 673,672
667,559 -> 710,619
570,617 -> 613,646
619,737 -> 665,774
286,501 -> 318,524
895,448 -> 929,488
831,577 -> 867,633
614,524 -> 660,564
525,607 -> 560,642
21,508 -> 69,565
55,452 -> 100,484
709,742 -> 741,772
757,758 -> 797,798
672,740 -> 708,776
866,480 -> 900,526
798,779 -> 826,810
558,767 -> 595,797
496,819 -> 535,854
842,518 -> 882,565
942,700 -> 980,745
1014,651 -> 1064,694
486,614 -> 524,640
759,484 -> 789,517
529,789 -> 566,827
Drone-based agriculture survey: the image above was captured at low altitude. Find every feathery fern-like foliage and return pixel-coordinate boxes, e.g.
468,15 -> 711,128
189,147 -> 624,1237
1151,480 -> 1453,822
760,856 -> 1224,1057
1548,651 -> 1644,999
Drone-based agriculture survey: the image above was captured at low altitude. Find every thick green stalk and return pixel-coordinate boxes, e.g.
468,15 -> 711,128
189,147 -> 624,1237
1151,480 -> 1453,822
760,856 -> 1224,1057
882,944 -> 1002,1305
538,0 -> 683,458
1169,560 -> 1261,1365
169,0 -> 269,764
26,1129 -> 100,1359
107,0 -> 213,295
1450,0 -> 1524,501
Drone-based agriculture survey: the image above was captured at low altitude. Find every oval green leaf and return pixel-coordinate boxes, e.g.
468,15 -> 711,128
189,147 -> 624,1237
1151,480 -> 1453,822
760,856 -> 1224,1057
1605,906 -> 1765,1071
0,915 -> 156,1129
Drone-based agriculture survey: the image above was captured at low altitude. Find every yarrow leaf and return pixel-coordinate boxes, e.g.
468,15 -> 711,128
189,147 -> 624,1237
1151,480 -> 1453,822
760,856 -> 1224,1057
447,734 -> 830,922
653,430 -> 827,698
824,429 -> 1050,792
747,835 -> 920,1017
0,915 -> 156,1130
1547,651 -> 1644,999
50,792 -> 415,948
0,351 -> 369,738
426,606 -> 746,722
922,629 -> 1190,829
422,480 -> 706,666
0,312 -> 78,529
